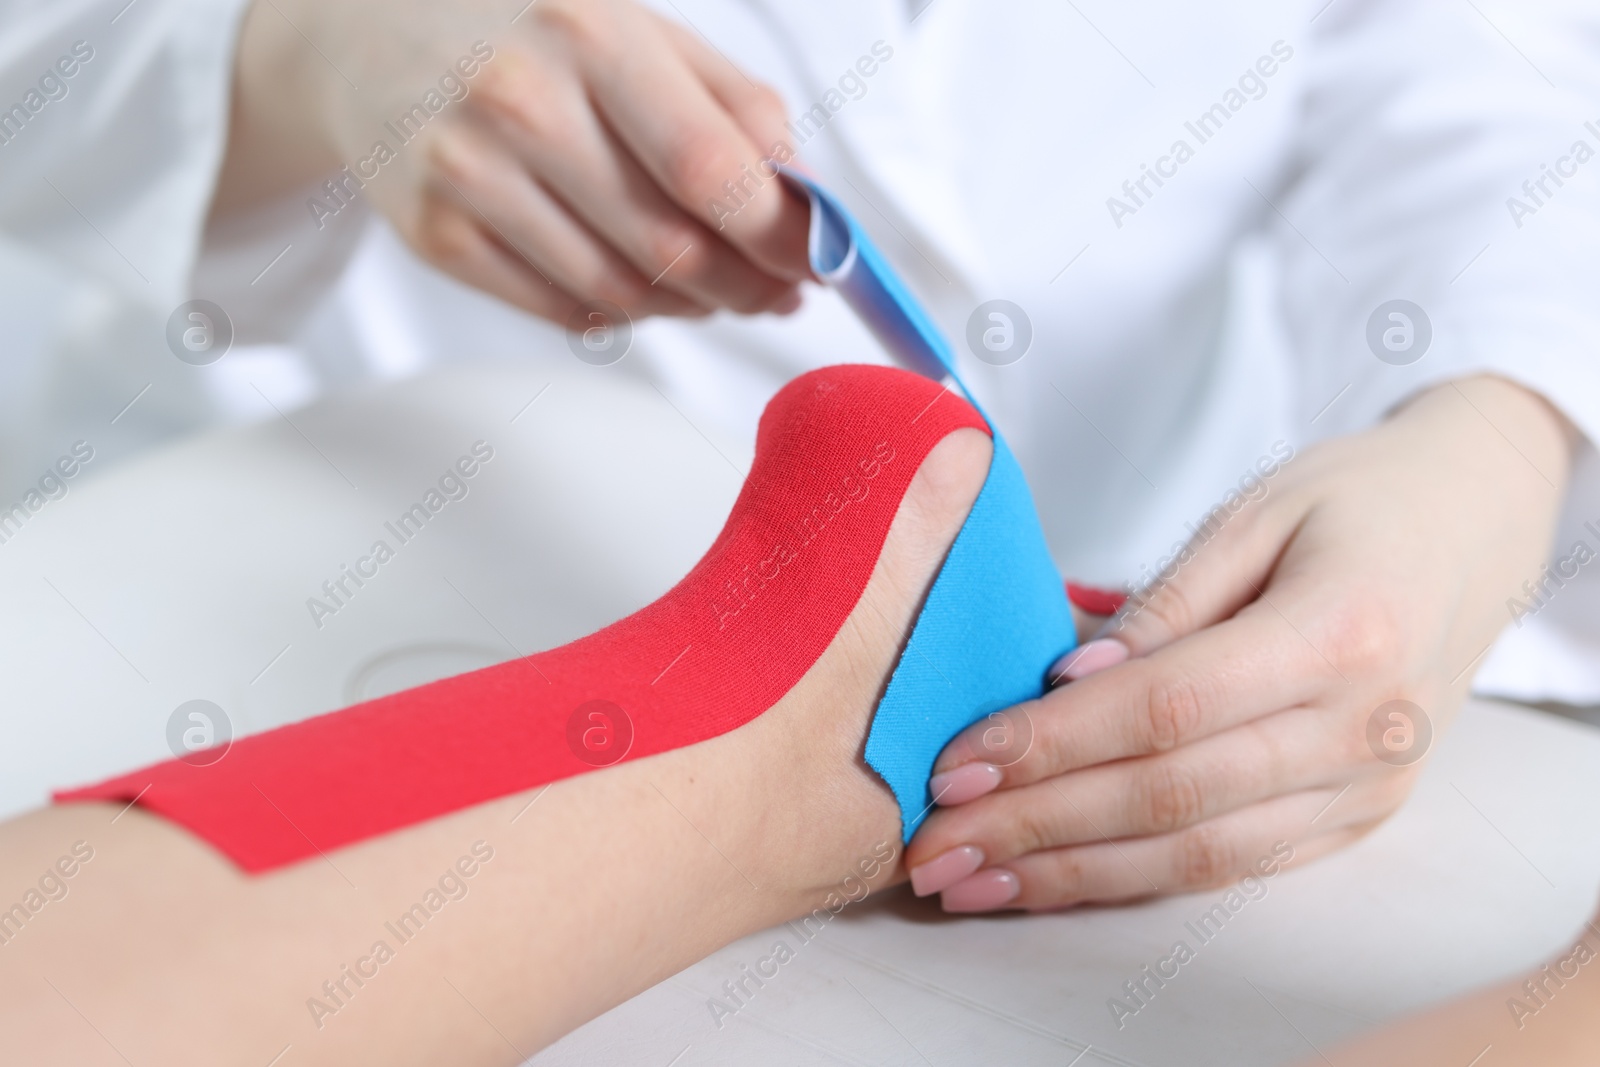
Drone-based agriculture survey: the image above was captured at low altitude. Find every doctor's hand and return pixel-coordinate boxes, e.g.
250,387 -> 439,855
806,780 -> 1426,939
905,375 -> 1577,912
217,0 -> 809,323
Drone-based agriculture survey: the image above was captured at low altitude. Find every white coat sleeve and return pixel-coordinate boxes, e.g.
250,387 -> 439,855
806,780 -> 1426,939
0,0 -> 252,302
1278,0 -> 1600,448
0,0 -> 252,494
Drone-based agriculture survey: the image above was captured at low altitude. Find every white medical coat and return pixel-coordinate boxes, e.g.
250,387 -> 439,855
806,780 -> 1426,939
3,0 -> 1600,701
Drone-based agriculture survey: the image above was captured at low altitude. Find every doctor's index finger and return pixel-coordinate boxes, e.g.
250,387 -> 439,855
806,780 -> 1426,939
937,605 -> 1334,788
657,14 -> 791,150
586,14 -> 811,284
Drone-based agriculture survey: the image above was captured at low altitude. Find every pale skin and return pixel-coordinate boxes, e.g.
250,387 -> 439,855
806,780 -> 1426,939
0,429 -> 991,1065
909,373 -> 1580,912
0,401 -> 1592,1064
214,0 -> 810,322
198,0 -> 1599,1055
1301,905 -> 1600,1065
214,0 -> 1587,913
0,398 -> 1589,1062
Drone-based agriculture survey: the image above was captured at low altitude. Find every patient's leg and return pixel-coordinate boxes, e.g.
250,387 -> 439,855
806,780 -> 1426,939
1304,910 -> 1600,1066
57,365 -> 993,870
0,413 -> 991,1064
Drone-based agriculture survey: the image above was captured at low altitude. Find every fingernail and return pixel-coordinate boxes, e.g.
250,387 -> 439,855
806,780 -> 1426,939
909,845 -> 985,897
772,290 -> 803,315
1048,638 -> 1128,685
928,762 -> 1002,805
1065,581 -> 1128,616
941,868 -> 1021,912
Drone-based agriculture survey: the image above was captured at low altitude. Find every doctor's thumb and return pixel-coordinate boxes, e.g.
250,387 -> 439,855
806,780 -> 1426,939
1093,500 -> 1295,662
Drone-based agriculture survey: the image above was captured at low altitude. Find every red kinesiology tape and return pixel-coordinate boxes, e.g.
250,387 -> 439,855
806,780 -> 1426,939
58,365 -> 989,871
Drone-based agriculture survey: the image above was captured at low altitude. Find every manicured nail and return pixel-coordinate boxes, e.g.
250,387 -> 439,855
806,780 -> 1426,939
929,762 -> 1002,806
1049,638 -> 1128,685
1065,580 -> 1129,616
941,868 -> 1021,912
909,845 -> 985,897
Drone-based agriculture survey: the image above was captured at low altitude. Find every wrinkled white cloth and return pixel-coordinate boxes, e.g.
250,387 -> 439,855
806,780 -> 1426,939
0,0 -> 253,474
2,0 -> 1599,700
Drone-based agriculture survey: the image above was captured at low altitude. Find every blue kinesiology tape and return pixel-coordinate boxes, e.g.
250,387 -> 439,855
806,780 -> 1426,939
781,169 -> 1078,840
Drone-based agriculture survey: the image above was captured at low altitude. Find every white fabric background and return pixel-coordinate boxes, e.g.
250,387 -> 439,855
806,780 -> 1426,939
1,0 -> 1598,700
